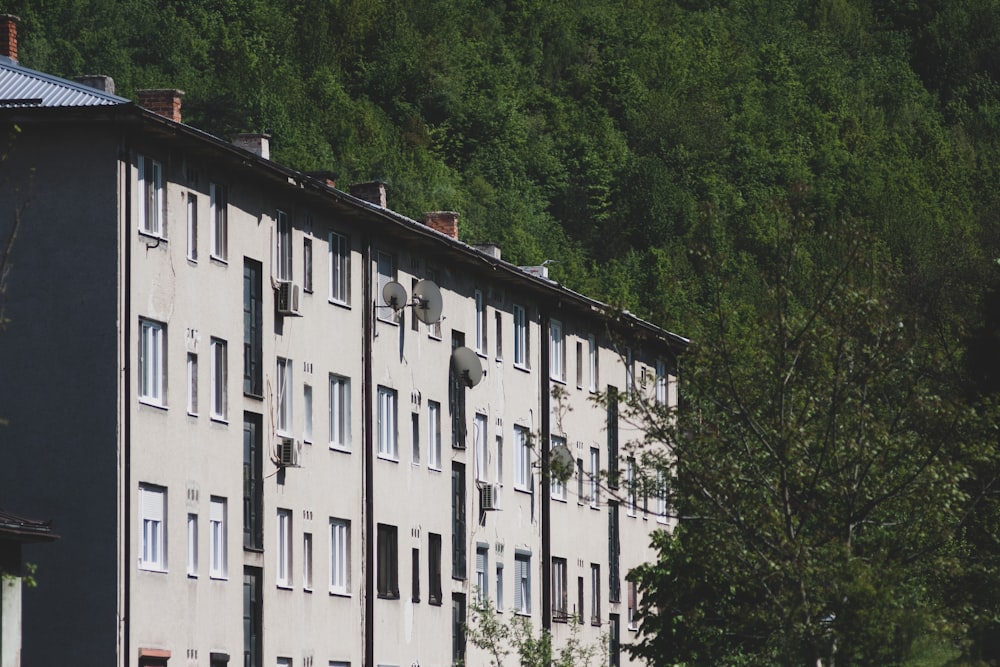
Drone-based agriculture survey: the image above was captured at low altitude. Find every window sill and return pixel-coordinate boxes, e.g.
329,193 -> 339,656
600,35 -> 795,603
550,376 -> 566,385
428,465 -> 442,473
210,574 -> 228,581
328,298 -> 351,309
244,391 -> 264,401
377,454 -> 399,463
513,363 -> 531,373
515,611 -> 531,617
138,230 -> 168,243
210,415 -> 229,425
187,257 -> 197,265
138,565 -> 167,574
377,594 -> 400,600
329,443 -> 352,454
243,545 -> 264,553
329,590 -> 351,598
276,583 -> 293,591
551,495 -> 567,503
304,587 -> 313,594
138,398 -> 167,411
514,485 -> 532,494
429,598 -> 442,607
210,255 -> 228,265
187,410 -> 198,418
187,572 -> 197,579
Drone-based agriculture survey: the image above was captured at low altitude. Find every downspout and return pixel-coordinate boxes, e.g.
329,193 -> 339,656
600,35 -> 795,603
540,309 -> 551,631
120,136 -> 132,667
362,235 -> 375,667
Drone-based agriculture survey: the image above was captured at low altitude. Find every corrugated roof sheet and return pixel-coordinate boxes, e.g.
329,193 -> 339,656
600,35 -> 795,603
0,57 -> 129,107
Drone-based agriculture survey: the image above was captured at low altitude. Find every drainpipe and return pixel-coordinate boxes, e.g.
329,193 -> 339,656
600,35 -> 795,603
362,235 -> 375,667
120,137 -> 132,667
540,309 -> 551,631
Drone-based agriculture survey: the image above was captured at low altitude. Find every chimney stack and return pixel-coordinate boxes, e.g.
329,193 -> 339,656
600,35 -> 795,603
1,15 -> 19,63
138,89 -> 184,123
350,182 -> 387,208
424,211 -> 460,240
232,133 -> 271,160
75,75 -> 116,94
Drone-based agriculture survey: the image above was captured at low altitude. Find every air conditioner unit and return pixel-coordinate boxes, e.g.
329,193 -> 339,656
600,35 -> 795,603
480,483 -> 500,511
277,281 -> 302,316
277,437 -> 301,467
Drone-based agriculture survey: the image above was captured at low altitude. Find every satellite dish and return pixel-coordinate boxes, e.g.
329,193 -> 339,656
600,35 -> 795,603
451,346 -> 484,388
412,279 -> 443,324
382,281 -> 408,309
550,442 -> 575,483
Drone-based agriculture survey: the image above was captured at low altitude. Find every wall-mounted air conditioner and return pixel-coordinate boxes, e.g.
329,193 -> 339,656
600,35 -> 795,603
277,281 -> 302,316
277,437 -> 302,467
480,483 -> 500,511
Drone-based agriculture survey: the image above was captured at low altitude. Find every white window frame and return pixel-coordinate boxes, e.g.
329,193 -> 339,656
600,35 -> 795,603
303,532 -> 313,591
496,562 -> 504,612
626,458 -> 636,517
277,357 -> 293,435
210,337 -> 227,422
513,304 -> 528,368
474,413 -> 488,482
186,512 -> 198,577
377,385 -> 398,460
550,435 -> 567,501
474,289 -> 487,354
656,469 -> 669,524
276,209 -> 292,281
330,518 -> 350,595
137,154 -> 164,237
139,318 -> 166,406
186,193 -> 197,262
514,551 -> 531,615
552,557 -> 568,619
589,447 -> 600,508
475,544 -> 489,607
186,352 -> 198,416
375,250 -> 399,324
277,508 -> 293,588
588,334 -> 598,393
329,374 -> 351,451
210,182 -> 228,261
550,319 -> 565,382
514,425 -> 531,491
303,383 -> 313,443
138,484 -> 166,572
495,430 -> 504,486
329,231 -> 350,305
428,401 -> 442,470
209,496 -> 227,579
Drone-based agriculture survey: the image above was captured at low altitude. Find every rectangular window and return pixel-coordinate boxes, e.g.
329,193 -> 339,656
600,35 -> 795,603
411,412 -> 420,464
550,435 -> 567,501
210,496 -> 228,579
329,374 -> 351,450
303,384 -> 313,443
329,231 -> 351,305
495,311 -> 503,360
628,580 -> 638,630
210,182 -> 228,261
626,458 -> 636,516
452,463 -> 466,580
578,576 -> 585,623
452,593 -> 467,666
377,523 -> 399,598
138,154 -> 164,236
187,352 -> 198,416
186,193 -> 198,261
656,469 -> 669,523
552,557 -> 568,620
276,209 -> 292,281
139,318 -> 166,406
303,237 -> 313,293
450,331 -> 467,449
277,508 -> 292,588
514,426 -> 530,490
243,413 -> 264,549
303,532 -> 313,591
210,338 -> 228,421
576,341 -> 583,388
475,544 -> 489,606
244,567 -> 262,667
377,385 -> 398,459
625,347 -> 635,395
428,401 -> 442,470
244,259 -> 263,396
513,304 -> 528,368
429,532 -> 443,605
277,358 -> 292,435
514,552 -> 531,615
607,388 -> 619,489
496,562 -> 504,612
139,484 -> 166,571
609,501 -> 620,603
474,289 -> 487,353
591,563 -> 601,625
610,614 -> 621,666
588,335 -> 598,392
589,448 -> 600,508
474,413 -> 488,482
375,250 -> 399,323
577,458 -> 585,506
495,430 -> 504,485
550,319 -> 565,381
329,518 -> 350,595
411,547 -> 421,602
187,513 -> 198,577
428,267 -> 442,338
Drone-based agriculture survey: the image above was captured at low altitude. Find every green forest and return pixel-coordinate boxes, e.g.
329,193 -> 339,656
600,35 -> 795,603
6,0 -> 1000,665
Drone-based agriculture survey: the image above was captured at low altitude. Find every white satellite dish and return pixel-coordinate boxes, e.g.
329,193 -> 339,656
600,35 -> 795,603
451,346 -> 484,388
412,279 -> 443,325
382,281 -> 408,309
550,442 -> 575,483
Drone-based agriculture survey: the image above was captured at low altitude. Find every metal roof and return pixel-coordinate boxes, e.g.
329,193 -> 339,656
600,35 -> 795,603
0,57 -> 129,107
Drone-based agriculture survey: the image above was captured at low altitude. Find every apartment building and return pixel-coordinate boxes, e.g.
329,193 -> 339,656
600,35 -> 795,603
0,16 -> 686,667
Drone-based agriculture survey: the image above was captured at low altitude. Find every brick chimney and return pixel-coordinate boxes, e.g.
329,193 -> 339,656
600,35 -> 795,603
306,171 -> 338,189
138,89 -> 184,123
232,133 -> 270,160
1,15 -> 19,63
424,211 -> 460,239
350,182 -> 387,208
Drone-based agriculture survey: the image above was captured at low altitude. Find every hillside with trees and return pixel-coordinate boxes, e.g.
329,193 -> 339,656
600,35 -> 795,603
5,1 -> 1000,664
